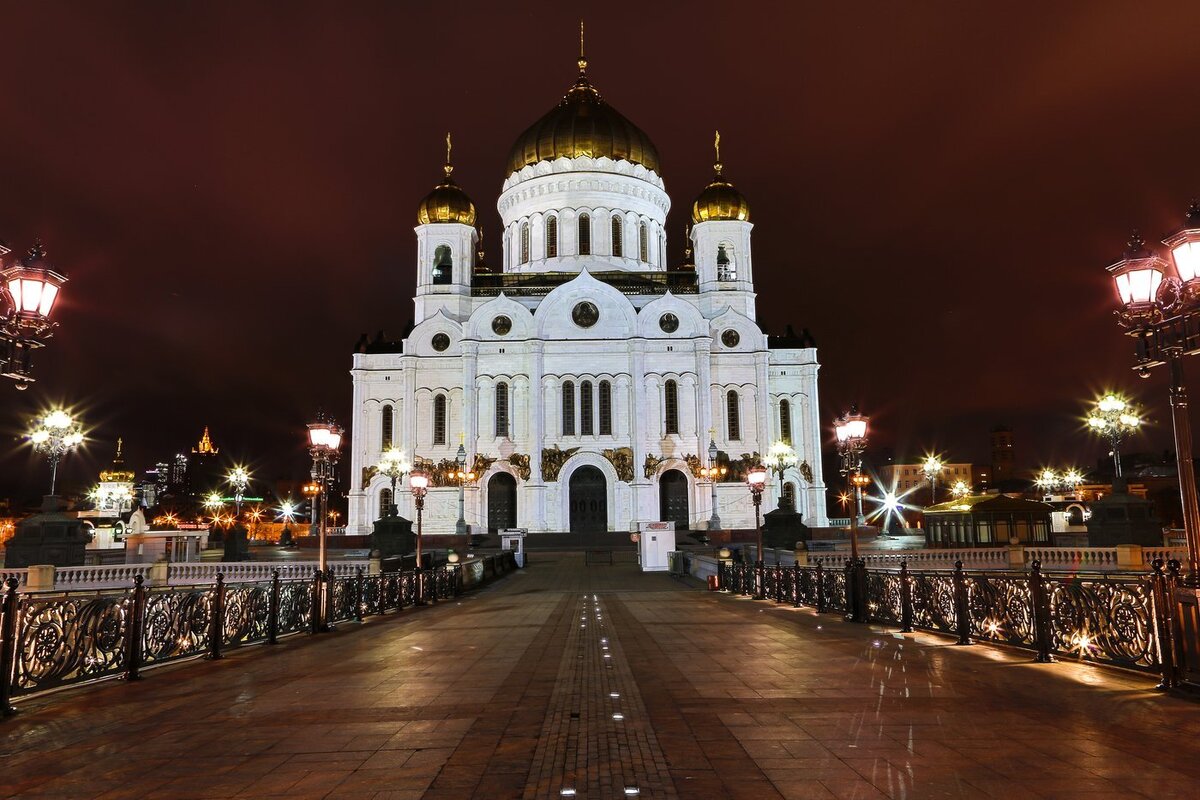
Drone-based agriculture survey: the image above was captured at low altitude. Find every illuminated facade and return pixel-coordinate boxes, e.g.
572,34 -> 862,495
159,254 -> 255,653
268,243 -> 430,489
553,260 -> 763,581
346,52 -> 827,536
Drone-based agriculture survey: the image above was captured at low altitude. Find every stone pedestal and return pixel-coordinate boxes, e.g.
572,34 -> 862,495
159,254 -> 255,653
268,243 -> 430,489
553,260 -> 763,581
222,524 -> 250,562
3,496 -> 89,568
370,514 -> 415,559
1086,478 -> 1162,546
762,503 -> 811,549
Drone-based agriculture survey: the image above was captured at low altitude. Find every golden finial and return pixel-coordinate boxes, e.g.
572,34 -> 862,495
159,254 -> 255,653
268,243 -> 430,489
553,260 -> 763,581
444,132 -> 454,177
578,20 -> 588,73
115,437 -> 123,460
713,130 -> 722,176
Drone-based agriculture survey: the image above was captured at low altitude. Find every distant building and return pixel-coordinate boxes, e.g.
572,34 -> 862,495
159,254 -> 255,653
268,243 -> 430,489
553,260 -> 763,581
188,427 -> 223,495
879,462 -> 985,495
924,495 -> 1052,547
991,426 -> 1014,484
79,439 -> 135,520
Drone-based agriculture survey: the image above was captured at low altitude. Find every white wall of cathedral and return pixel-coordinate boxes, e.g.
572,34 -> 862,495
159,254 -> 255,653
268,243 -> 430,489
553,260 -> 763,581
347,273 -> 827,535
412,222 -> 476,324
498,157 -> 670,274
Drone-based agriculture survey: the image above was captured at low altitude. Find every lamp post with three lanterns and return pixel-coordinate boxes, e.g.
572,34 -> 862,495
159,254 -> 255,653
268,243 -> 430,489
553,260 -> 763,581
745,463 -> 768,598
28,410 -> 84,496
834,407 -> 870,560
409,469 -> 430,602
701,435 -> 727,530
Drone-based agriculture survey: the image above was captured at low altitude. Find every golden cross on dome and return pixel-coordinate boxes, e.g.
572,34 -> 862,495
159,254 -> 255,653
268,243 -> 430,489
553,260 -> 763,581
714,130 -> 722,176
578,20 -> 588,73
444,132 -> 454,177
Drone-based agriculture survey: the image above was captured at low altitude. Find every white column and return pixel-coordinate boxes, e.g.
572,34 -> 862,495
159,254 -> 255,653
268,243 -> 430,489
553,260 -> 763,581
463,342 -> 478,450
696,340 -> 713,449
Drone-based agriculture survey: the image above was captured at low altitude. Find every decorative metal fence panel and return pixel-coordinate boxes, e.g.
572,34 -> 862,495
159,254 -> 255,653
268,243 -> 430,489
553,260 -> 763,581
865,572 -> 902,624
277,579 -> 313,636
222,582 -> 271,648
964,572 -> 1036,648
12,591 -> 132,696
909,571 -> 958,635
1045,573 -> 1157,670
141,585 -> 215,667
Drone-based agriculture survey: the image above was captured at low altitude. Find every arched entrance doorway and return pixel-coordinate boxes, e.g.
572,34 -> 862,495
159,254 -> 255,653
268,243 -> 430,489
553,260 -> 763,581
487,473 -> 517,533
569,466 -> 607,533
659,469 -> 689,529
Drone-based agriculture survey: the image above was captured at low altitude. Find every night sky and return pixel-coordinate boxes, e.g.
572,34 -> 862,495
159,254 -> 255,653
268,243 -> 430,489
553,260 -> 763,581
3,2 -> 1200,501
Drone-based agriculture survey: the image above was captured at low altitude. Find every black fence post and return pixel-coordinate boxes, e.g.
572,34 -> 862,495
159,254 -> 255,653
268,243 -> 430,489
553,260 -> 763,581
844,560 -> 856,622
792,563 -> 801,608
774,564 -> 784,604
125,575 -> 147,681
354,568 -> 365,623
1029,560 -> 1054,663
267,570 -> 280,645
952,561 -> 971,645
1,578 -> 22,716
1150,559 -> 1178,690
815,561 -> 826,614
310,568 -> 323,634
208,573 -> 225,660
324,569 -> 337,626
899,560 -> 913,633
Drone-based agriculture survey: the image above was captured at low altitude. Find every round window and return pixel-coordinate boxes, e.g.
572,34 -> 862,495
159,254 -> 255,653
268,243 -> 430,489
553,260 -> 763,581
572,301 -> 600,328
431,333 -> 451,352
491,315 -> 512,335
721,329 -> 740,348
659,313 -> 679,333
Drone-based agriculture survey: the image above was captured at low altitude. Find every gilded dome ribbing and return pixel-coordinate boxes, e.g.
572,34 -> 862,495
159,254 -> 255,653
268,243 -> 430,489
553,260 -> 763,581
505,57 -> 660,177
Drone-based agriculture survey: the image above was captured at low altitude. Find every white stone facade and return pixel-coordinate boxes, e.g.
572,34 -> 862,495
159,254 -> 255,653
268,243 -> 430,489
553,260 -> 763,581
347,108 -> 827,537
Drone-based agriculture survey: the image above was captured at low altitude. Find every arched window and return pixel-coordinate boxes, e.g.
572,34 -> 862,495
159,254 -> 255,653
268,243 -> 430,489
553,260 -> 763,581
432,245 -> 452,284
580,380 -> 594,436
379,488 -> 393,518
495,382 -> 510,438
381,404 -> 393,450
639,221 -> 649,262
727,390 -> 741,441
717,244 -> 736,281
545,215 -> 558,258
779,399 -> 792,445
562,381 -> 575,436
611,215 -> 623,257
598,380 -> 612,436
578,214 -> 591,255
433,394 -> 447,445
664,379 -> 679,435
520,222 -> 530,264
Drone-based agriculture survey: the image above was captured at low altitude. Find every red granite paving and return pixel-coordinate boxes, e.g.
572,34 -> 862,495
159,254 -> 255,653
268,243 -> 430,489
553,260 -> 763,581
2,553 -> 1199,799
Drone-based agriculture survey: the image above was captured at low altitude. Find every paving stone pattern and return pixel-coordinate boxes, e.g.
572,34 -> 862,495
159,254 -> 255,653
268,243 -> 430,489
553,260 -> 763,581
2,553 -> 1200,799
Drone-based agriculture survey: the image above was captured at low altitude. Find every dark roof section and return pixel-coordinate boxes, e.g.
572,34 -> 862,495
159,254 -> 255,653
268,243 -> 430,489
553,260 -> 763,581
767,324 -> 817,349
355,330 -> 404,354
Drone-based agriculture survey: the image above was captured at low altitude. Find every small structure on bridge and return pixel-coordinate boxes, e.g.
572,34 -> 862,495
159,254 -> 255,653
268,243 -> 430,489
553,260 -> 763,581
924,495 -> 1052,547
4,496 -> 90,567
1085,477 -> 1162,546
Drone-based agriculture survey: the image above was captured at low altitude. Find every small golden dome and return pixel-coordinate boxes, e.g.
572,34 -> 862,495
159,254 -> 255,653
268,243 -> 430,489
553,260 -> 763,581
691,131 -> 750,224
417,133 -> 477,226
505,56 -> 660,177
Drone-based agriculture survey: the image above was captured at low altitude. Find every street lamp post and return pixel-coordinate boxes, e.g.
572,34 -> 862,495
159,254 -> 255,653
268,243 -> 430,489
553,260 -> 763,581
28,409 -> 84,496
922,456 -> 943,505
2,240 -> 68,389
835,407 -> 870,559
1086,394 -> 1142,479
703,436 -> 725,530
764,440 -> 798,509
746,463 -> 768,598
409,470 -> 430,602
377,448 -> 411,517
227,467 -> 250,520
306,415 -> 343,574
454,442 -> 469,536
1105,217 -> 1200,582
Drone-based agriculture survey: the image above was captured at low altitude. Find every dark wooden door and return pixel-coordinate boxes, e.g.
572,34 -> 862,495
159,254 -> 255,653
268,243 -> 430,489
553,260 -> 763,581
659,469 -> 689,529
569,466 -> 607,533
488,473 -> 517,532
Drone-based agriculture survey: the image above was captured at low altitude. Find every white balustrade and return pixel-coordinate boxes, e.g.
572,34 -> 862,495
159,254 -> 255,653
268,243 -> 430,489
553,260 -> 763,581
1,568 -> 30,588
55,565 -> 152,589
1143,548 -> 1188,566
168,560 -> 370,585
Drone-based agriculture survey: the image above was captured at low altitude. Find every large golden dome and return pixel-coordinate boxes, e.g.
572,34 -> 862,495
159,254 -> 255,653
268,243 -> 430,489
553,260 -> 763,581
417,166 -> 477,226
505,58 -> 660,177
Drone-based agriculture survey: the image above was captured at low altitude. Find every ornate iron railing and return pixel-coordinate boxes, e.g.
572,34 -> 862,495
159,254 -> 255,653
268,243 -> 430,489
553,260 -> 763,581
0,554 -> 517,713
714,556 -> 1181,684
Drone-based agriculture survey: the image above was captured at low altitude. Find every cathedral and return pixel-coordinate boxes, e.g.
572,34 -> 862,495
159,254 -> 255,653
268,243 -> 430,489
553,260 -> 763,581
346,46 -> 827,537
